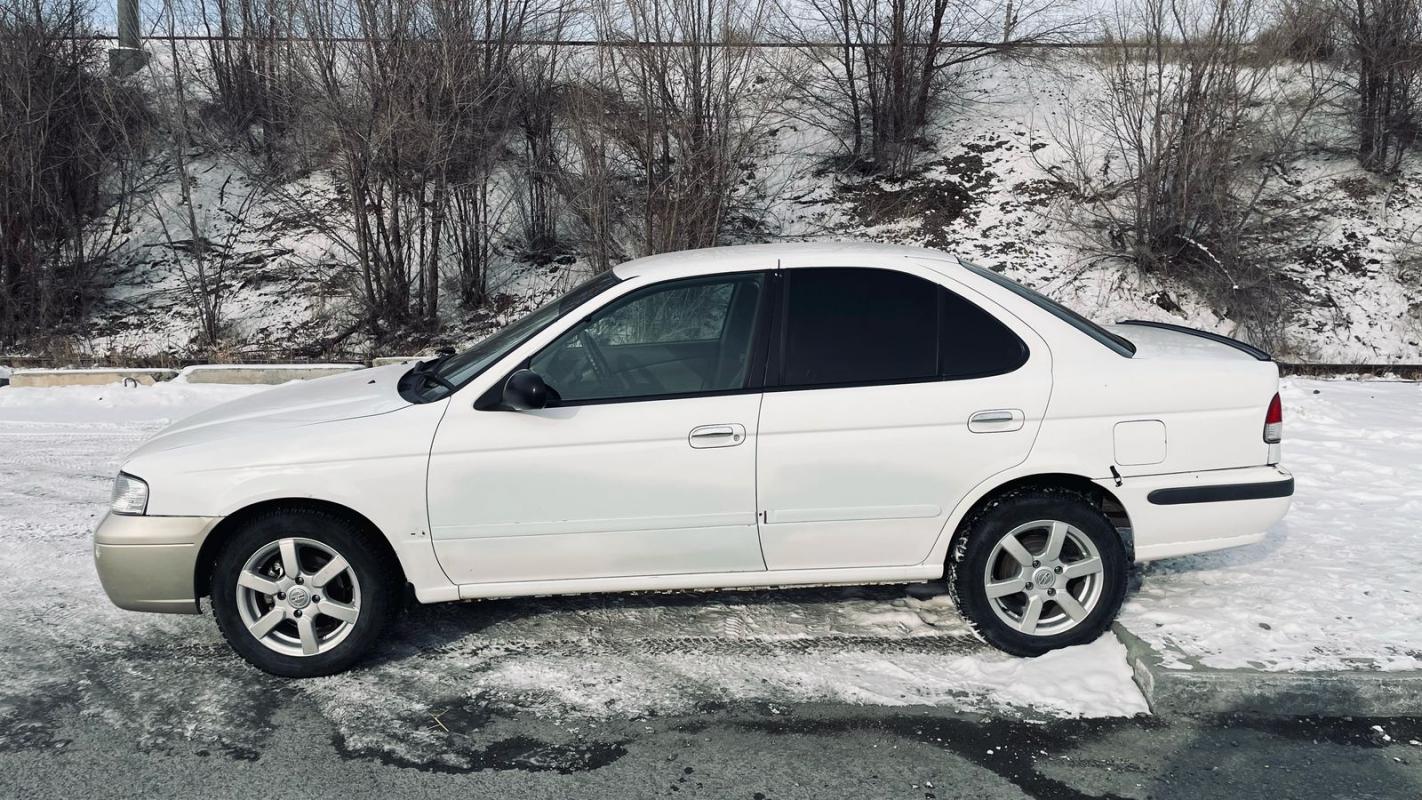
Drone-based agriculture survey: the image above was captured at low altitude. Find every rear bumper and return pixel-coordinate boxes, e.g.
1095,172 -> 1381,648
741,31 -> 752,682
93,512 -> 221,614
1101,465 -> 1293,562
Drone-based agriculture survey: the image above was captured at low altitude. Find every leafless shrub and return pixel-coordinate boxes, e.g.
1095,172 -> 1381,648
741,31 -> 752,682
148,174 -> 263,350
0,0 -> 152,346
1256,0 -> 1338,61
1333,0 -> 1422,173
190,0 -> 310,169
289,0 -> 547,336
553,0 -> 781,267
554,76 -> 626,272
512,11 -> 572,260
1048,0 -> 1326,347
775,0 -> 1077,175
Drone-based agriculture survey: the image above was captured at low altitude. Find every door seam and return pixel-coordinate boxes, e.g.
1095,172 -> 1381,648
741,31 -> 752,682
752,390 -> 769,570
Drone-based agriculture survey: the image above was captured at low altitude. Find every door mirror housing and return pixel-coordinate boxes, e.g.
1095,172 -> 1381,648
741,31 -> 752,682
498,369 -> 550,411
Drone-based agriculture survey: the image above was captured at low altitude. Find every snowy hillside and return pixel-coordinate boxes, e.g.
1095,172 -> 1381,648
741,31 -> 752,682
74,56 -> 1422,363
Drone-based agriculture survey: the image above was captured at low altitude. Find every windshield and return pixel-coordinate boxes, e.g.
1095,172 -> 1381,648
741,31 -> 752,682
959,261 -> 1136,357
401,270 -> 622,402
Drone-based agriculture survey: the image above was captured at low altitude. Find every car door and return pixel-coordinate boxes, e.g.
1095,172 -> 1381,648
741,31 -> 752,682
426,271 -> 771,585
755,266 -> 1051,571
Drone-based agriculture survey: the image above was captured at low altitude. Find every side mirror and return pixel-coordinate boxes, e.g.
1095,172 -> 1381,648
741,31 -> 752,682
500,369 -> 550,411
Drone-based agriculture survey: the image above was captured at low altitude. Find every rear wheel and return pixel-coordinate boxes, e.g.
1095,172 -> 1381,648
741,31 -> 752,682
211,509 -> 399,677
949,489 -> 1127,656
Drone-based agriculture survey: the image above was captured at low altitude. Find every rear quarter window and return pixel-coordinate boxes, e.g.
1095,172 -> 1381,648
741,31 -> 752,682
960,261 -> 1135,357
940,288 -> 1028,378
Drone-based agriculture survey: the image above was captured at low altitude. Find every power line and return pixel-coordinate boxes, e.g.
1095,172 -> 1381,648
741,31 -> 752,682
11,33 -> 1136,49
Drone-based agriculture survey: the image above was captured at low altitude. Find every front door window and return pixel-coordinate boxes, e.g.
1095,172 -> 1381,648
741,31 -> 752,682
531,273 -> 766,404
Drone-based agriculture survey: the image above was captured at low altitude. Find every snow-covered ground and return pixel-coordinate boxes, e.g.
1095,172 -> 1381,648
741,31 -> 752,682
1120,377 -> 1422,672
0,379 -> 1141,761
0,376 -> 1417,758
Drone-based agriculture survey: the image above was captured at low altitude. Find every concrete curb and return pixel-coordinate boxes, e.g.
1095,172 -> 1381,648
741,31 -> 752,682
10,368 -> 178,387
179,364 -> 364,384
1114,623 -> 1422,717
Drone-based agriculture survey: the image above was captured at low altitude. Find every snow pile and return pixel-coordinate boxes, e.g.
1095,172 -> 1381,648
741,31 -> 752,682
452,634 -> 1145,717
0,380 -> 265,424
1120,377 -> 1422,671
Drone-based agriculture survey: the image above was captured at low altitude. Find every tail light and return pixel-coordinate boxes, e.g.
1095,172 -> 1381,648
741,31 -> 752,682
1263,392 -> 1283,444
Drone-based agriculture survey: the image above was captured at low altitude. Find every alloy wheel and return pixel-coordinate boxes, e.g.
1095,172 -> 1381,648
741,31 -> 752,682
234,537 -> 362,657
982,519 -> 1106,637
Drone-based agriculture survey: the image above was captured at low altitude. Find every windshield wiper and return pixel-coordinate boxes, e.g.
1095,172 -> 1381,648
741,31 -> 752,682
410,355 -> 457,393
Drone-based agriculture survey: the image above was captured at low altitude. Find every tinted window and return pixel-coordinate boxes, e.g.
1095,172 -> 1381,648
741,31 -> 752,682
959,260 -> 1135,356
941,288 -> 1028,378
531,273 -> 765,403
779,268 -> 939,387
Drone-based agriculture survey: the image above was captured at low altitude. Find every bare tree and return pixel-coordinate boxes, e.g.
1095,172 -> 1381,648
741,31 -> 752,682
191,0 -> 309,170
775,0 -> 1077,175
1256,0 -> 1337,61
0,0 -> 150,346
553,0 -> 781,266
1333,0 -> 1422,173
291,0 -> 548,337
555,71 -> 626,272
512,5 -> 573,260
1048,0 -> 1326,346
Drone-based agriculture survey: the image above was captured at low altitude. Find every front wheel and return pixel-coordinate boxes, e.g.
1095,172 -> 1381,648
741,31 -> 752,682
949,489 -> 1128,657
210,509 -> 399,677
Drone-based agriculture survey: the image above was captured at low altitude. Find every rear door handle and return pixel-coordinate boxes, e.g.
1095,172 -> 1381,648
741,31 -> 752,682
689,423 -> 746,449
968,409 -> 1025,433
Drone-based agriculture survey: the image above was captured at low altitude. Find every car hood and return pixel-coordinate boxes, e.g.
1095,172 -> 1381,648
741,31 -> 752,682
131,363 -> 414,457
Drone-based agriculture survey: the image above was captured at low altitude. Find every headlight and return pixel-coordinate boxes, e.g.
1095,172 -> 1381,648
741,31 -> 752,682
111,472 -> 149,515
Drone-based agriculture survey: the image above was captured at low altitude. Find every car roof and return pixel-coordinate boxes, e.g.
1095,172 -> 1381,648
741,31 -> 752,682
610,242 -> 961,282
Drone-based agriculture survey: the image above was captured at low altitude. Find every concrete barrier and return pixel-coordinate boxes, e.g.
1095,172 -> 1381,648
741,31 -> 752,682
179,364 -> 365,385
1114,623 -> 1422,717
372,356 -> 429,367
10,368 -> 178,388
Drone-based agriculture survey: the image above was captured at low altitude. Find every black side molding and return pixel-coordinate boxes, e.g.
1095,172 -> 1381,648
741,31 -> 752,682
1147,478 -> 1294,505
1116,320 -> 1273,361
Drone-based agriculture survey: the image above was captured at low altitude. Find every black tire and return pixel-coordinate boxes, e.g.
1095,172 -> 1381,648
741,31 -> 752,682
211,508 -> 400,677
948,488 -> 1128,657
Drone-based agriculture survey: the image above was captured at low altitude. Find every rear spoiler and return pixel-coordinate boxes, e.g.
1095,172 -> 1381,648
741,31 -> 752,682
1116,320 -> 1273,362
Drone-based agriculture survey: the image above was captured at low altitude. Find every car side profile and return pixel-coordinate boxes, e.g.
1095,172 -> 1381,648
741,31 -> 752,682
93,243 -> 1294,676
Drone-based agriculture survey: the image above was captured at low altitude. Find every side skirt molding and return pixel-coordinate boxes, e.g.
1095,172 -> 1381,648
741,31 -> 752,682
457,565 -> 944,601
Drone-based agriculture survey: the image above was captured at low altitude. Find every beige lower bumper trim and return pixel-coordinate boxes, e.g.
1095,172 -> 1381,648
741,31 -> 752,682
93,513 -> 221,614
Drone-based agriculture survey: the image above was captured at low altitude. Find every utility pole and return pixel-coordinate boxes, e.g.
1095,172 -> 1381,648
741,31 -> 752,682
109,0 -> 149,76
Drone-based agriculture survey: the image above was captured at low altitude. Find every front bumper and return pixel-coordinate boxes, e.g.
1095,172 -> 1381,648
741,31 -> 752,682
1102,465 -> 1294,562
93,512 -> 221,614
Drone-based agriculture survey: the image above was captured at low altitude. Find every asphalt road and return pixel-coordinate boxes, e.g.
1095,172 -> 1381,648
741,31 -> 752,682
5,691 -> 1421,800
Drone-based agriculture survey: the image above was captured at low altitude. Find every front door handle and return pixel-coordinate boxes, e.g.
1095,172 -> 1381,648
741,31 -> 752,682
689,423 -> 746,449
968,409 -> 1025,433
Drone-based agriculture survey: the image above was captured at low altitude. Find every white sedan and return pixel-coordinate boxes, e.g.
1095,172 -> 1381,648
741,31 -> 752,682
94,243 -> 1293,676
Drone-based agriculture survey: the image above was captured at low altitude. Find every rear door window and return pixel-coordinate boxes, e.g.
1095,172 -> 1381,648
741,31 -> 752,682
777,268 -> 939,388
774,267 -> 1026,388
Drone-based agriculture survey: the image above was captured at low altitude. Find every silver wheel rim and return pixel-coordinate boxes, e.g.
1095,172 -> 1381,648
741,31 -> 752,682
982,519 -> 1106,637
235,537 -> 362,657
